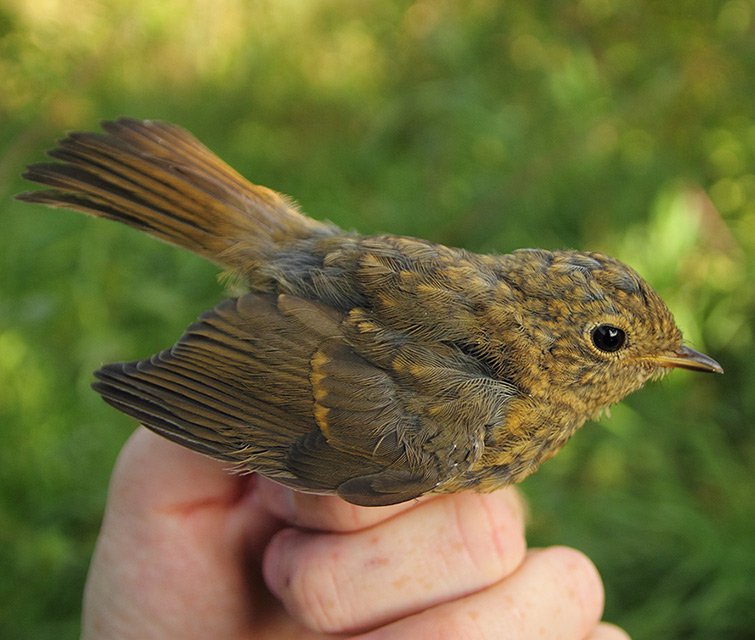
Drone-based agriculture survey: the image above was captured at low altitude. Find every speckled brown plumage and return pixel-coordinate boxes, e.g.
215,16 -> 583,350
17,119 -> 722,506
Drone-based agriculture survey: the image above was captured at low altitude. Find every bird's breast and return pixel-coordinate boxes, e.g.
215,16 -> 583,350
456,398 -> 585,492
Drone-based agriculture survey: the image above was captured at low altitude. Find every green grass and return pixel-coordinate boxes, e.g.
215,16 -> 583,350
1,1 -> 753,637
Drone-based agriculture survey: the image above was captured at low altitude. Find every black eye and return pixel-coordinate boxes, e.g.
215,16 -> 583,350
591,324 -> 626,353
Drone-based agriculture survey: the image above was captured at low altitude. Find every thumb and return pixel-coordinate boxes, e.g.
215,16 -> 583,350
82,427 -> 280,639
108,426 -> 243,514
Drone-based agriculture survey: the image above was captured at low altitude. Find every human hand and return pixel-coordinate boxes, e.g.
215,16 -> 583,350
82,428 -> 629,639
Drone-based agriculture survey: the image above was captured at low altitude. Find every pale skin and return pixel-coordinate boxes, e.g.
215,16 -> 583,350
82,428 -> 631,639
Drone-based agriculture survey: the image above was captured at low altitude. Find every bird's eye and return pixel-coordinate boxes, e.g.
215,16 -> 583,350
591,324 -> 626,353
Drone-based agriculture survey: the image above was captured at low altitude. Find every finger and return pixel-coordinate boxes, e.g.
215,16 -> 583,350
105,427 -> 284,557
263,488 -> 526,634
83,428 -> 278,639
253,474 -> 432,532
587,622 -> 632,640
107,426 -> 244,515
354,546 -> 605,640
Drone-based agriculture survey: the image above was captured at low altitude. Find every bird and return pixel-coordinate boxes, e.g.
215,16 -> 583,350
17,118 -> 723,506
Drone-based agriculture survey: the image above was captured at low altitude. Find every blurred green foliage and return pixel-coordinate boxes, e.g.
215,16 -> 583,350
1,1 -> 753,638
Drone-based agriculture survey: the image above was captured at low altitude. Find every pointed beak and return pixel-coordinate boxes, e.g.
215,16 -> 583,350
651,346 -> 724,374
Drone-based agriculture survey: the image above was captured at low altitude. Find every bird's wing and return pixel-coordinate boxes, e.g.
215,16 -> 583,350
93,293 -> 510,505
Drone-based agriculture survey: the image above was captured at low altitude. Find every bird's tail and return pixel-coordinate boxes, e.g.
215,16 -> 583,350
17,118 -> 337,270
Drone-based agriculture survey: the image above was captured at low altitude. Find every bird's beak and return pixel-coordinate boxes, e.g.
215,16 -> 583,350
650,346 -> 724,374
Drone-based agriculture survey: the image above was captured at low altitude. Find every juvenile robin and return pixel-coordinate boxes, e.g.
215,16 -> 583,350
18,119 -> 723,506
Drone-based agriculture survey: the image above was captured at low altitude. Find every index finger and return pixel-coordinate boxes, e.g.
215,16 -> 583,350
252,475 -> 435,531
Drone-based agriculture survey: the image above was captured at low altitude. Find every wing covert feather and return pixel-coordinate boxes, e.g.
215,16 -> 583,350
92,292 -> 516,504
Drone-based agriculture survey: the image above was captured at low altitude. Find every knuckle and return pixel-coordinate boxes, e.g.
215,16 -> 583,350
555,545 -> 603,594
592,622 -> 632,640
548,546 -> 605,624
415,609 -> 489,640
446,493 -> 525,581
283,545 -> 354,633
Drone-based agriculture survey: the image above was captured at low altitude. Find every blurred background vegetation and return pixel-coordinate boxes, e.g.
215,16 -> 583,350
1,0 -> 753,637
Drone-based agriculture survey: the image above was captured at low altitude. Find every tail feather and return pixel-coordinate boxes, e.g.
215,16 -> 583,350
17,118 -> 337,269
